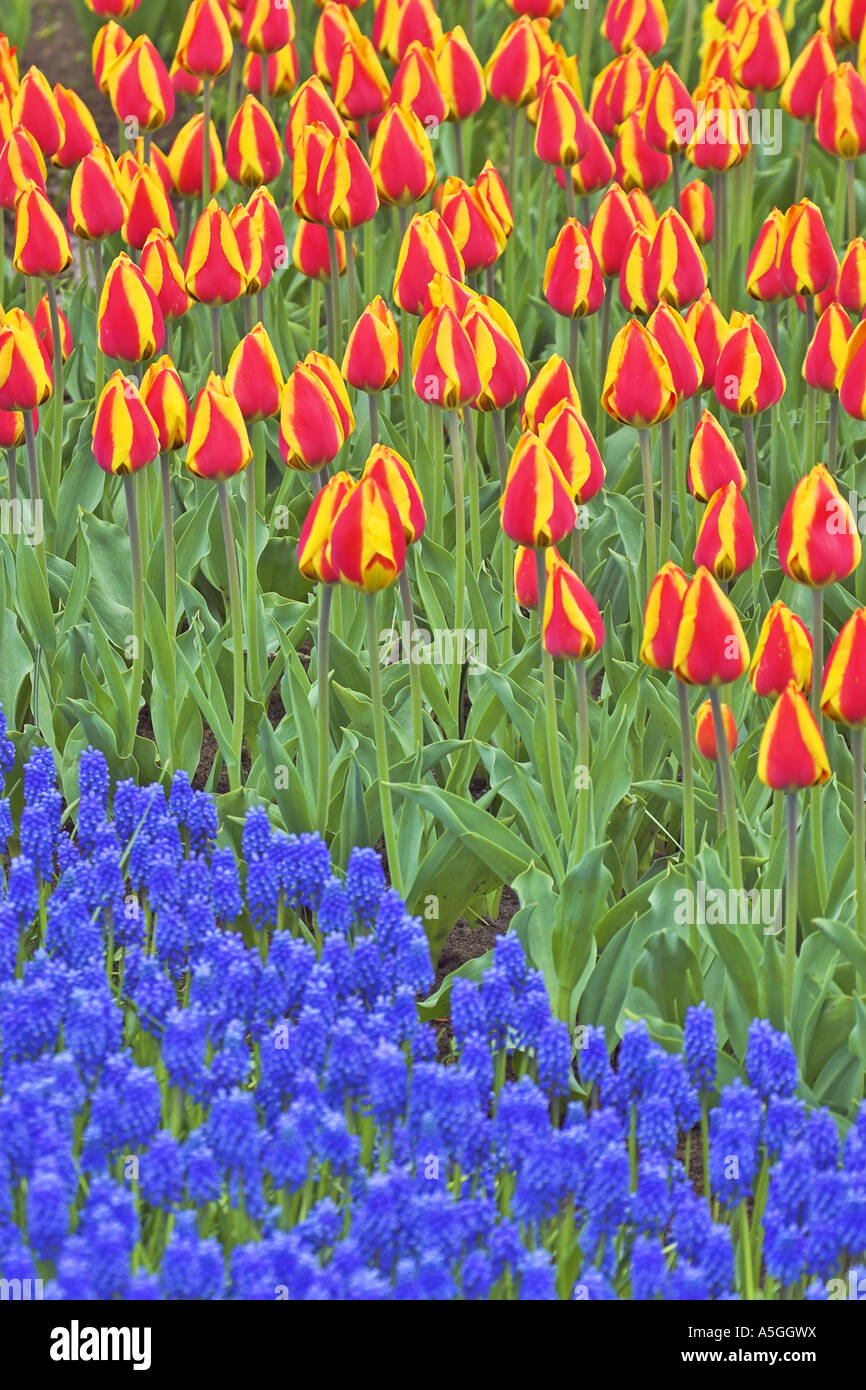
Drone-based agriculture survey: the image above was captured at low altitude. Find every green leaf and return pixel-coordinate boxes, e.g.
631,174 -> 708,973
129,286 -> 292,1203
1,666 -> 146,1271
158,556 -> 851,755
16,543 -> 56,655
551,846 -> 612,1001
392,782 -> 533,884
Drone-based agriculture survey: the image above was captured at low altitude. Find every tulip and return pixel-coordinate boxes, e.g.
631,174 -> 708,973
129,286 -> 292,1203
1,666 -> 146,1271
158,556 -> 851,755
823,605 -> 866,955
805,303 -> 852,472
522,353 -> 581,431
542,221 -> 605,377
411,303 -> 481,410
53,85 -> 100,167
314,1 -> 363,82
778,199 -> 837,300
735,5 -> 790,94
298,473 -> 353,586
602,0 -> 667,54
440,178 -> 507,272
0,127 -> 46,211
244,45 -> 299,102
68,144 -> 126,242
839,237 -> 866,315
13,182 -> 72,280
781,30 -> 837,127
342,296 -> 402,439
542,546 -> 604,660
361,444 -> 425,546
229,203 -> 269,301
175,0 -> 234,79
614,112 -> 672,194
745,208 -> 789,325
285,75 -> 346,161
684,290 -> 729,394
168,114 -> 227,200
537,401 -> 604,504
391,42 -> 448,131
778,464 -> 861,592
534,74 -> 589,169
640,561 -> 694,866
475,160 -> 514,241
693,481 -> 757,581
589,49 -> 651,136
98,251 -> 165,364
369,104 -> 436,207
0,321 -> 52,412
555,117 -> 617,202
499,429 -> 576,548
644,208 -> 708,312
293,123 -> 379,231
484,17 -> 544,111
123,165 -> 177,248
750,600 -> 812,699
92,22 -> 132,94
714,312 -> 784,547
685,77 -> 750,174
11,68 -> 62,159
226,94 -> 283,187
436,26 -> 486,126
333,35 -> 391,123
140,231 -> 192,327
247,185 -> 286,270
688,410 -> 746,501
279,356 -> 353,473
140,355 -> 190,455
647,300 -> 705,560
242,0 -> 294,56
816,62 -> 866,160
225,323 -> 283,424
619,223 -> 653,314
294,220 -> 346,284
680,179 -> 714,247
695,698 -> 737,760
838,317 -> 866,425
109,35 -> 175,134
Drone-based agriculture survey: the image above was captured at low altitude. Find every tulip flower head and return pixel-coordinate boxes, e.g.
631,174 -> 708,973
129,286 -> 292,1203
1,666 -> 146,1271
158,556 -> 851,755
781,30 -> 837,124
714,312 -> 785,415
522,353 -> 581,430
98,251 -> 165,363
411,304 -> 482,409
186,373 -> 253,481
326,476 -> 407,592
542,547 -> 605,658
369,104 -> 436,207
361,444 -> 426,544
538,400 -> 605,502
13,183 -> 73,279
226,94 -> 284,188
688,411 -> 746,500
462,297 -> 530,412
777,199 -> 837,299
693,481 -> 758,581
0,322 -> 53,410
140,356 -> 190,454
280,354 -> 354,471
225,324 -> 284,422
92,370 -> 160,475
750,600 -> 812,698
298,472 -> 354,584
140,231 -> 193,320
816,62 -> 866,158
777,463 -> 861,587
822,607 -> 866,726
602,318 -> 677,427
500,429 -> 577,547
757,680 -> 830,790
184,200 -> 248,305
695,698 -> 737,760
543,219 -> 605,319
342,296 -> 402,393
640,561 -> 688,670
804,303 -> 852,393
673,567 -> 750,686
679,179 -> 714,246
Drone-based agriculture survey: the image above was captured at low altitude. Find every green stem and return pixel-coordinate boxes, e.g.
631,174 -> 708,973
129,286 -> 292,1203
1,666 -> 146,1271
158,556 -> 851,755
310,276 -> 321,353
316,584 -> 333,833
159,452 -> 179,769
45,280 -> 64,508
597,280 -> 612,443
580,0 -> 596,93
123,473 -> 145,737
202,80 -> 212,208
811,587 -> 827,904
23,410 -> 47,587
536,548 -> 572,848
639,428 -> 657,598
847,159 -> 857,245
210,305 -> 221,375
574,657 -> 590,862
465,408 -> 481,576
675,400 -> 690,557
245,426 -> 264,696
431,409 -> 445,545
217,481 -> 245,792
739,1200 -> 755,1301
569,316 -> 579,388
368,391 -> 379,446
743,414 -> 761,554
345,227 -> 358,333
399,566 -> 423,750
710,686 -> 742,890
365,590 -> 403,895
853,727 -> 866,993
678,679 -> 697,866
659,417 -> 673,565
449,410 -> 466,722
828,394 -> 839,474
795,122 -> 811,204
493,412 -> 513,662
327,227 -> 343,361
784,790 -> 799,1028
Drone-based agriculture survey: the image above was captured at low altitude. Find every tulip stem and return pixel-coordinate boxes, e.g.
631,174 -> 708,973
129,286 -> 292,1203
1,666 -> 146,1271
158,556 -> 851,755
345,229 -> 358,333
210,306 -> 222,376
847,159 -> 857,245
159,453 -> 176,636
795,124 -> 811,204
365,590 -> 403,895
710,686 -> 742,891
449,410 -> 466,722
742,414 -> 760,556
465,408 -> 482,575
568,317 -> 579,389
45,280 -> 64,508
811,587 -> 828,905
310,277 -> 321,353
316,583 -> 332,833
638,429 -> 657,598
597,281 -> 612,444
784,790 -> 799,1027
324,275 -> 336,361
574,657 -> 590,864
659,417 -> 674,566
368,391 -> 379,446
493,411 -> 513,663
22,410 -> 47,587
571,517 -> 583,579
217,481 -> 245,793
675,401 -> 690,557
828,394 -> 839,474
202,80 -> 212,208
853,727 -> 866,985
535,548 -> 571,853
431,410 -> 445,545
805,296 -> 817,473
245,425 -> 264,697
767,302 -> 779,358
678,680 -> 697,871
399,566 -> 423,749
123,474 -> 145,739
327,228 -> 343,361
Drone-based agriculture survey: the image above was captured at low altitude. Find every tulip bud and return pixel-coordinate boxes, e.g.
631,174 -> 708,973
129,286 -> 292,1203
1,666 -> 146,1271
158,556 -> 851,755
361,444 -> 426,543
0,36 -> 19,101
439,178 -> 506,271
394,211 -> 464,315
640,560 -> 688,670
244,45 -> 299,101
334,35 -> 391,122
223,323 -> 282,423
695,698 -> 737,760
247,185 -> 286,269
817,62 -> 866,158
298,472 -> 354,584
327,476 -> 407,591
688,410 -> 746,501
391,41 -> 448,130
11,67 -> 63,159
140,231 -> 192,320
614,111 -> 672,193
485,17 -> 544,109
837,237 -> 866,313
500,429 -> 577,546
822,607 -> 866,725
92,369 -> 160,475
750,600 -> 813,698
522,353 -> 581,430
139,355 -> 190,454
602,0 -> 667,54
556,115 -> 617,197
543,218 -> 605,319
642,62 -> 695,154
758,680 -> 830,790
411,303 -> 482,409
293,220 -> 346,282
542,547 -> 605,658
380,0 -> 445,66
715,313 -> 785,415
745,207 -> 789,303
693,481 -> 758,581
420,270 -> 478,319
538,400 -> 605,501
0,408 -> 32,449
68,144 -> 126,241
123,165 -> 178,248
602,318 -> 678,427
33,294 -> 72,364
534,75 -> 589,166
645,208 -> 708,312
436,26 -> 486,122
226,93 -> 283,188
186,373 -> 253,481
778,463 -> 861,587
514,543 -> 544,607
735,5 -> 790,94
285,75 -> 346,161
590,48 -> 652,135
0,322 -> 53,410
279,356 -> 353,471
618,222 -> 652,314
93,22 -> 132,95
293,124 -> 379,229
0,127 -> 46,210
242,0 -> 294,55
781,30 -> 837,123
98,251 -> 165,363
680,178 -> 714,246
184,200 -> 248,305
229,203 -> 269,294
827,0 -> 866,46
646,302 -> 703,400
804,302 -> 852,393
685,77 -> 750,171
684,290 -> 729,392
342,295 -> 402,392
590,182 -> 638,277
171,59 -> 203,100
369,104 -> 436,207
13,183 -> 73,279
168,114 -> 227,198
314,1 -> 363,82
673,567 -> 750,686
778,198 -> 837,298
53,85 -> 100,167
475,160 -> 514,239
109,35 -> 175,132
176,0 -> 235,79
463,297 -> 530,412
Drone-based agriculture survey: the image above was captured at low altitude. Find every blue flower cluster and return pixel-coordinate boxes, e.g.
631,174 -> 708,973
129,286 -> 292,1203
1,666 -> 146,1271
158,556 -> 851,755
0,725 -> 863,1300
